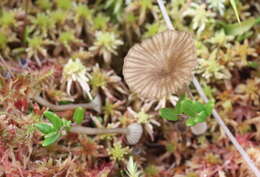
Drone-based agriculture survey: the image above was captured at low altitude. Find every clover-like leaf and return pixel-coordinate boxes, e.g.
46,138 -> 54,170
159,108 -> 178,121
42,131 -> 60,146
43,111 -> 63,130
34,123 -> 54,134
73,107 -> 85,125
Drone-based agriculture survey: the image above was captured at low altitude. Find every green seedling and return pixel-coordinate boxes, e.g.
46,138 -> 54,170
34,110 -> 71,146
159,96 -> 214,127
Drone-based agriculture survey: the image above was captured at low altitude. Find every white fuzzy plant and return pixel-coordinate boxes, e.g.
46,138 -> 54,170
125,156 -> 143,177
156,0 -> 260,176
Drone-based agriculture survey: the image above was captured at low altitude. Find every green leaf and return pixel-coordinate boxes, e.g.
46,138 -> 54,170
175,95 -> 185,114
230,0 -> 240,23
159,108 -> 178,121
185,118 -> 196,127
73,107 -> 85,124
43,111 -> 63,130
34,123 -> 54,134
248,61 -> 260,69
62,119 -> 71,130
223,17 -> 260,36
113,0 -> 122,14
204,101 -> 214,116
42,131 -> 60,146
192,101 -> 204,113
194,111 -> 208,123
180,99 -> 196,117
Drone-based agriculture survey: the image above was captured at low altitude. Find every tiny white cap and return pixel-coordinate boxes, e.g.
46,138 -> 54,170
191,122 -> 207,135
126,123 -> 143,145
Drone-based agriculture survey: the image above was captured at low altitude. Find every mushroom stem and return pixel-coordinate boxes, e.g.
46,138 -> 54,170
33,94 -> 102,113
70,126 -> 128,135
70,123 -> 143,145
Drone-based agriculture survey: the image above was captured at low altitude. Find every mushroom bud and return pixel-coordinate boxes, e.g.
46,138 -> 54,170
70,123 -> 143,145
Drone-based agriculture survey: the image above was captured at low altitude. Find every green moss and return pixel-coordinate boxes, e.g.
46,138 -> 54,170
59,31 -> 77,45
0,11 -> 15,27
27,36 -> 43,49
56,0 -> 72,10
36,0 -> 52,10
0,32 -> 8,49
90,70 -> 107,89
144,165 -> 159,177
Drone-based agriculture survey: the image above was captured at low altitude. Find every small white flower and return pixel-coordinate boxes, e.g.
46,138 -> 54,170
62,58 -> 92,99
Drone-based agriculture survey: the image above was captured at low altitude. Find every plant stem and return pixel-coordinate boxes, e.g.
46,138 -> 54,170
157,0 -> 260,176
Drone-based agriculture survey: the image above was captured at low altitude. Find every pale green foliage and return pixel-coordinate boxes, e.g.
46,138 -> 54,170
0,32 -> 8,49
137,111 -> 150,124
90,31 -> 123,64
50,10 -> 68,24
197,49 -> 231,81
36,0 -> 52,10
207,0 -> 226,15
74,4 -> 93,21
125,157 -> 142,177
91,31 -> 123,54
0,11 -> 16,27
59,31 -> 79,45
27,36 -> 43,49
56,0 -> 72,10
183,3 -> 215,33
143,21 -> 167,39
208,30 -> 233,46
108,142 -> 129,161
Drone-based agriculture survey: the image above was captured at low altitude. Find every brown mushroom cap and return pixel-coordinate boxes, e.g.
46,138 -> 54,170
123,30 -> 197,99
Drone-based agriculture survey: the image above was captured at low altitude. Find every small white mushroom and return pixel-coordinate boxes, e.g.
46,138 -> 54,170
190,122 -> 208,135
126,123 -> 143,145
70,123 -> 143,145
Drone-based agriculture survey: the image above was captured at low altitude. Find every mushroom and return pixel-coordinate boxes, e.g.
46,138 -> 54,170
33,93 -> 102,113
191,122 -> 208,135
70,123 -> 143,145
123,30 -> 197,99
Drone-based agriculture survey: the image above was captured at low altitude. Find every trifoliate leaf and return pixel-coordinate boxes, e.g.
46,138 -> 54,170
159,108 -> 178,121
